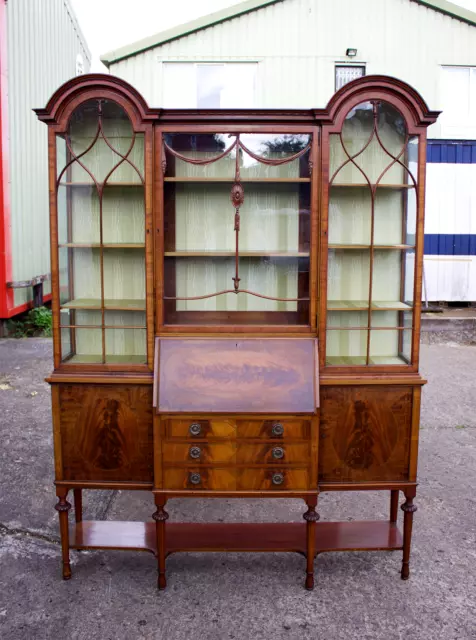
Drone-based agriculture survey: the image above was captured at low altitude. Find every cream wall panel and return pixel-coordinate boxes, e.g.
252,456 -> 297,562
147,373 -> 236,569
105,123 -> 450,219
111,0 -> 476,135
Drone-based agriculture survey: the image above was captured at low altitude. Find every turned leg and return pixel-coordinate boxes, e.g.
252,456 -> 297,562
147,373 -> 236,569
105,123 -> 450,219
153,496 -> 169,590
73,489 -> 83,524
401,489 -> 417,580
303,496 -> 319,590
55,489 -> 72,580
390,490 -> 399,524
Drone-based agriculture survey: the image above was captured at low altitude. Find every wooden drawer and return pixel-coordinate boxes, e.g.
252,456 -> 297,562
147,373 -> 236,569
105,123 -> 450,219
162,442 -> 236,464
237,468 -> 309,491
236,443 -> 309,464
163,468 -> 236,491
162,442 -> 308,465
165,419 -> 236,440
163,467 -> 309,491
236,419 -> 310,440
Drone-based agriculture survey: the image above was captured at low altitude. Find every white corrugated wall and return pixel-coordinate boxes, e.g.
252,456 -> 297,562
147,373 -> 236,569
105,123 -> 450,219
110,0 -> 476,126
6,0 -> 90,308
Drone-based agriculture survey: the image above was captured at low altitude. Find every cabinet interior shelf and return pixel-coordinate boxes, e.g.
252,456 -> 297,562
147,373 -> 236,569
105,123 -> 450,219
65,354 -> 146,364
61,298 -> 146,311
58,243 -> 145,249
326,355 -> 409,366
331,183 -> 415,189
327,301 -> 412,311
59,182 -> 143,188
164,251 -> 310,258
329,244 -> 415,250
163,177 -> 310,183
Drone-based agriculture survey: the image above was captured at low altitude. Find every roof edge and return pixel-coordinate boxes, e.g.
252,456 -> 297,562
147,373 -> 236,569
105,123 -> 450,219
100,0 -> 283,67
62,0 -> 92,63
410,0 -> 476,26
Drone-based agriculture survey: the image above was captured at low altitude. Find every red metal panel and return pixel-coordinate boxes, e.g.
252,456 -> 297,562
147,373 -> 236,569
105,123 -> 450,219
0,0 -> 13,318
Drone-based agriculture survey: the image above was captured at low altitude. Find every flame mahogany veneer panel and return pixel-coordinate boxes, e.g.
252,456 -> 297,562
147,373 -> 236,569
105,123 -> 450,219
319,386 -> 413,483
157,338 -> 317,413
58,385 -> 154,482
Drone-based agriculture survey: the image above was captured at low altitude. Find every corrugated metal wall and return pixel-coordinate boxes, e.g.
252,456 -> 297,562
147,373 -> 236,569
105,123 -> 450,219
110,0 -> 476,130
6,0 -> 90,308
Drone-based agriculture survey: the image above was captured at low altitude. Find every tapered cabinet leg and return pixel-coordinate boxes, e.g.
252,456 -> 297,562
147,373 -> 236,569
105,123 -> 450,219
55,489 -> 72,580
153,496 -> 169,590
400,490 -> 417,580
303,496 -> 319,590
390,490 -> 399,524
73,489 -> 83,523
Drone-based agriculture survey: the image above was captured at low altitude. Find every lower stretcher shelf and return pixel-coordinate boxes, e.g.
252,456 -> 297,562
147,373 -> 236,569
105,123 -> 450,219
70,521 -> 403,555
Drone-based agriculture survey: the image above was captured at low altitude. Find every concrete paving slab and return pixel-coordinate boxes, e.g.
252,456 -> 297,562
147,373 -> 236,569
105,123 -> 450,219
0,338 -> 475,640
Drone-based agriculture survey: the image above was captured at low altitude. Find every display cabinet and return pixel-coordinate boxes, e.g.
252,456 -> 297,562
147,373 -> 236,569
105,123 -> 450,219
36,74 -> 438,590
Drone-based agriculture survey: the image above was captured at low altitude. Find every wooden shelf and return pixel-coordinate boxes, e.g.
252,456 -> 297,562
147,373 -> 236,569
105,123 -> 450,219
58,243 -> 145,249
70,521 -> 403,554
164,251 -> 309,258
326,355 -> 408,366
66,354 -> 146,364
327,301 -> 412,311
331,183 -> 415,189
61,298 -> 146,311
329,244 -> 415,250
59,182 -> 143,187
164,177 -> 310,183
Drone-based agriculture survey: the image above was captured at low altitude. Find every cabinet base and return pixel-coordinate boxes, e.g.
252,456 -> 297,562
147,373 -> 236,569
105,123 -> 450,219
70,520 -> 403,555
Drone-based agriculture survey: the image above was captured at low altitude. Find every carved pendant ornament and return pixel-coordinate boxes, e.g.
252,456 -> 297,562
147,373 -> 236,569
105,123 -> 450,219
163,134 -> 312,304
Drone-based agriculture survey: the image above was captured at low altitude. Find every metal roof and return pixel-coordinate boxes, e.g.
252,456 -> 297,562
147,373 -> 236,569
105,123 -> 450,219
100,0 -> 476,67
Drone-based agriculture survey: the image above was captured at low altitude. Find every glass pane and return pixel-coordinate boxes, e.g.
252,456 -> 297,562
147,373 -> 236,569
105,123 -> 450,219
61,328 -> 103,363
165,256 -> 308,321
105,328 -> 146,363
328,249 -> 370,309
239,134 -> 311,178
65,100 -> 143,184
369,329 -> 412,365
59,247 -> 101,307
102,186 -> 145,244
164,134 -> 236,178
326,330 -> 368,366
60,309 -> 102,327
371,310 -> 413,327
103,248 -> 146,307
329,186 -> 371,245
105,310 -> 146,327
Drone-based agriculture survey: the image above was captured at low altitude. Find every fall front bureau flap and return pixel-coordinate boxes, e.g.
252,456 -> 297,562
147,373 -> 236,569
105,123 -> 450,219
154,338 -> 319,414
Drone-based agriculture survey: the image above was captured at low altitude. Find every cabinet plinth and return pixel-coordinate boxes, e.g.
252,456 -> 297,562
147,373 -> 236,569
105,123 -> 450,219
37,73 -> 438,589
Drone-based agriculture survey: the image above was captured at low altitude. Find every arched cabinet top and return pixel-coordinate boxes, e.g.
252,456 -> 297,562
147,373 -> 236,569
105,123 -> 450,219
35,73 -> 439,129
34,74 -> 156,129
318,75 -> 440,131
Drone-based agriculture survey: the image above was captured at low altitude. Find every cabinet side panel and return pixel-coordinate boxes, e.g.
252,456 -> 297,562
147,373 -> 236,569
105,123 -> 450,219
59,384 -> 153,482
319,386 -> 413,483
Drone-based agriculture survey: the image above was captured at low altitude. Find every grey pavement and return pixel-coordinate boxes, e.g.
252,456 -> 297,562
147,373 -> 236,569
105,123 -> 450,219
0,338 -> 475,640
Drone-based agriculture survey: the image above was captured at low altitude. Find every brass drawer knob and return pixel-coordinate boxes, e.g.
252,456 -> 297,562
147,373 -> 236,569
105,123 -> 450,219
189,446 -> 202,460
271,422 -> 284,437
272,472 -> 284,486
189,472 -> 201,485
189,423 -> 202,436
272,446 -> 285,460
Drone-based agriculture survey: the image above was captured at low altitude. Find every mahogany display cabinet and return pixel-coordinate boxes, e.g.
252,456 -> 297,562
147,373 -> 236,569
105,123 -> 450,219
35,74 -> 439,589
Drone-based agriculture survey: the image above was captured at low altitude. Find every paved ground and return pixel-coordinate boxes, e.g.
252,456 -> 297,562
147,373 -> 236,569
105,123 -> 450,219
0,338 -> 475,640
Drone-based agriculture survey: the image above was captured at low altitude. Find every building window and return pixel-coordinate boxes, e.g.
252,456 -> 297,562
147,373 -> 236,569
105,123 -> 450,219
163,63 -> 257,108
335,65 -> 365,91
440,66 -> 476,139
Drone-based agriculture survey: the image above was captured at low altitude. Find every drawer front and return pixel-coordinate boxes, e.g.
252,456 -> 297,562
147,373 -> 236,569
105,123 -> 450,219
165,419 -> 236,440
236,443 -> 309,465
163,468 -> 236,491
162,442 -> 236,464
237,468 -> 309,491
236,419 -> 310,440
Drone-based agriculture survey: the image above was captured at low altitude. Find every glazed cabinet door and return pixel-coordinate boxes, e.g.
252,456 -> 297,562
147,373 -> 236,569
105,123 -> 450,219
50,88 -> 154,370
